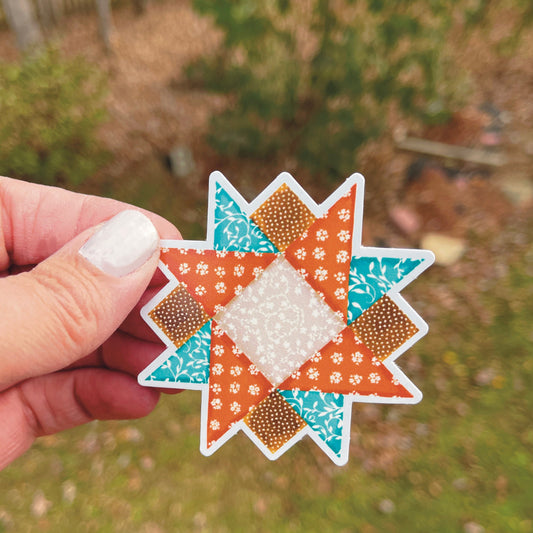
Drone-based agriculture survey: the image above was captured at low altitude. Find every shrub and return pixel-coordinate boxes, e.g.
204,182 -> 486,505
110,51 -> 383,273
0,47 -> 107,186
186,1 -> 489,181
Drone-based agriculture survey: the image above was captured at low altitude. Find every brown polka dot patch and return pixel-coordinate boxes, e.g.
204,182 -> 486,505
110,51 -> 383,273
149,284 -> 210,348
350,295 -> 419,360
251,184 -> 316,251
244,390 -> 306,452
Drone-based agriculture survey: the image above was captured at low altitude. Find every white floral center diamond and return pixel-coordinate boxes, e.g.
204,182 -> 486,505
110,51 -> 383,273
215,257 -> 345,386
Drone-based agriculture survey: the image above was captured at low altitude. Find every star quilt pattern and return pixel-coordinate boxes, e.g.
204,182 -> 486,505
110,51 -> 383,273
139,172 -> 434,465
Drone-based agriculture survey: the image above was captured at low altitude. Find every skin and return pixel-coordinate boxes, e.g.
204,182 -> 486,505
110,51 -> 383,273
0,176 -> 182,470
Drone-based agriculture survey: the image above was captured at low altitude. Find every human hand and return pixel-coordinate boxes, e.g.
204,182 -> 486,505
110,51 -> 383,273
0,176 -> 181,470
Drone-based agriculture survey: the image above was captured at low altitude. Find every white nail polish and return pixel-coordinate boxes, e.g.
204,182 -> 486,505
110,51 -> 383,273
79,210 -> 159,277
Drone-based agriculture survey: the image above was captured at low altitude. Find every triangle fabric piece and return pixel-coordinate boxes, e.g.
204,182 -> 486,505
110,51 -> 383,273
206,322 -> 275,448
161,248 -> 278,316
348,256 -> 425,323
244,390 -> 306,453
284,183 -> 357,320
278,389 -> 345,457
145,321 -> 212,384
214,183 -> 278,253
279,327 -> 414,399
251,184 -> 316,252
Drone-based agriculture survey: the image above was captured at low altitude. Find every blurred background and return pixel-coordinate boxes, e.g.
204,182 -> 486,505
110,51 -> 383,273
0,0 -> 532,531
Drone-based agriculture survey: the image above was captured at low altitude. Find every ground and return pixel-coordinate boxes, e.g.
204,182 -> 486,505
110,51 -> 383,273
0,1 -> 532,532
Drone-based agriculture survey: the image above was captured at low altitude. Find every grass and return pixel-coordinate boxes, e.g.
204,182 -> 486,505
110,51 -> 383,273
1,201 -> 532,532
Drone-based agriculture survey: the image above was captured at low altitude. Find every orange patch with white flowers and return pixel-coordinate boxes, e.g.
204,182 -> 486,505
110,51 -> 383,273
161,248 -> 278,316
206,323 -> 274,447
285,183 -> 357,320
280,327 -> 413,398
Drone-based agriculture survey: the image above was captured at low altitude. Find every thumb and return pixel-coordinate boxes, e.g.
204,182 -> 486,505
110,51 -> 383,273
0,210 -> 160,388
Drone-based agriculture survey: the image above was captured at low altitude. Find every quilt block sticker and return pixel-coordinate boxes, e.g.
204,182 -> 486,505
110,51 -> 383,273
139,171 -> 434,465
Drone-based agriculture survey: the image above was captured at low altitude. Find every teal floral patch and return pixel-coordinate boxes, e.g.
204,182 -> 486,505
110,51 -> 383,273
278,389 -> 344,456
214,184 -> 278,253
147,321 -> 212,384
347,256 -> 424,323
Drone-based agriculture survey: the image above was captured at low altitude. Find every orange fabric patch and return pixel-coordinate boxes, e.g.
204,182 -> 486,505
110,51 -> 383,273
280,326 -> 413,398
351,295 -> 419,360
285,183 -> 357,320
148,284 -> 209,348
206,322 -> 274,447
251,184 -> 316,251
244,391 -> 306,452
161,248 -> 278,316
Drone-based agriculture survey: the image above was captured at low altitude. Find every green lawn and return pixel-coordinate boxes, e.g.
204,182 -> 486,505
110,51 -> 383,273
2,215 -> 532,532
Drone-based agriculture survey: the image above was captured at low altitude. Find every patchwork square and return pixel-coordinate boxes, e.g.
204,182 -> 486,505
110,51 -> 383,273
251,183 -> 316,251
148,284 -> 209,347
216,257 -> 345,386
244,391 -> 306,453
350,295 -> 420,360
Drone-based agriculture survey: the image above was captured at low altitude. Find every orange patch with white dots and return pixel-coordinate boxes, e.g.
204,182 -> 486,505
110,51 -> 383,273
251,184 -> 316,251
350,295 -> 419,360
244,391 -> 306,452
148,284 -> 209,348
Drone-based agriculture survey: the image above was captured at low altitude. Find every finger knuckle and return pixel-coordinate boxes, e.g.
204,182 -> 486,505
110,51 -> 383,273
33,261 -> 106,353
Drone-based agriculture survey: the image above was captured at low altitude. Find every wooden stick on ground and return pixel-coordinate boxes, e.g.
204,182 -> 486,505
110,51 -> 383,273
396,136 -> 507,167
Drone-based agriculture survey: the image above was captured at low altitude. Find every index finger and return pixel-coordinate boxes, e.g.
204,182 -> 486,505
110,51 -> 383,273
0,176 -> 181,268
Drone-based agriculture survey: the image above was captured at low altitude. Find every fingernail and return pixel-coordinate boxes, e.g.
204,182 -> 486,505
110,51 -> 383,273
79,210 -> 159,277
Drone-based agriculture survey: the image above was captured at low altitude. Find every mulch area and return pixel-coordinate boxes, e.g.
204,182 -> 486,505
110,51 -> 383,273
0,0 -> 531,265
